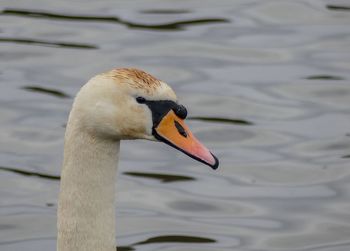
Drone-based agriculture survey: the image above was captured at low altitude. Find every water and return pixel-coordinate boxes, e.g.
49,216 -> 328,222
0,0 -> 350,250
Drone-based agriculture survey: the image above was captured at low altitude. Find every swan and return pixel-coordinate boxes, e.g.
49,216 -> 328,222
57,68 -> 219,251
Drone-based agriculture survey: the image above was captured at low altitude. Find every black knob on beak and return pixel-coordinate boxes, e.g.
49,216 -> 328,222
173,105 -> 187,119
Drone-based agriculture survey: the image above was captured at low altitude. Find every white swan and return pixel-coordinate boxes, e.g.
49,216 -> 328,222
57,68 -> 218,251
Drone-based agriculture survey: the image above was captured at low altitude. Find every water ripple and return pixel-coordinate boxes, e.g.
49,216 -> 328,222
326,5 -> 350,11
123,171 -> 195,183
0,166 -> 60,180
22,86 -> 71,98
305,75 -> 345,80
1,9 -> 230,31
189,116 -> 254,125
140,9 -> 191,14
0,37 -> 97,49
135,235 -> 216,245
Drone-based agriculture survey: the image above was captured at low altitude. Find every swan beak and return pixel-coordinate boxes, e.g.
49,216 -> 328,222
153,110 -> 219,169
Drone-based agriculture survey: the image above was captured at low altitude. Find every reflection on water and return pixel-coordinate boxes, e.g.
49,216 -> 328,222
118,247 -> 134,251
1,0 -> 350,251
1,9 -> 229,31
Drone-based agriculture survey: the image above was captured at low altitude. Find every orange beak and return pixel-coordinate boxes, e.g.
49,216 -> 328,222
153,110 -> 219,169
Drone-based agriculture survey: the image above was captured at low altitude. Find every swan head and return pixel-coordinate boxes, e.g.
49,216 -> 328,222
72,68 -> 218,169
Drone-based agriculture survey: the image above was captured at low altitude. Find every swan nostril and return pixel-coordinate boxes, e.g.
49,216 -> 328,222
174,121 -> 187,138
174,105 -> 187,119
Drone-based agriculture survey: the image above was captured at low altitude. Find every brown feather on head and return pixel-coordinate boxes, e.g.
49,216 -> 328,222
104,68 -> 162,93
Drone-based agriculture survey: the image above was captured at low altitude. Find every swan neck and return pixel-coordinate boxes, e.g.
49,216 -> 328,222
58,121 -> 120,251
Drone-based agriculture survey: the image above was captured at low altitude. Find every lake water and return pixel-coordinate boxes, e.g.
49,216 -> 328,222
1,0 -> 350,250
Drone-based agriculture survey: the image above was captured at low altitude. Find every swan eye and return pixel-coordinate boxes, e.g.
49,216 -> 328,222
173,105 -> 187,119
136,96 -> 146,104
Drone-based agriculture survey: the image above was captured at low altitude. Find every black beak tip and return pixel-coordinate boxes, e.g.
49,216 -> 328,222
210,153 -> 219,170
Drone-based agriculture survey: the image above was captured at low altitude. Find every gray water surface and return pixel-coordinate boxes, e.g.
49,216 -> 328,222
1,0 -> 350,250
